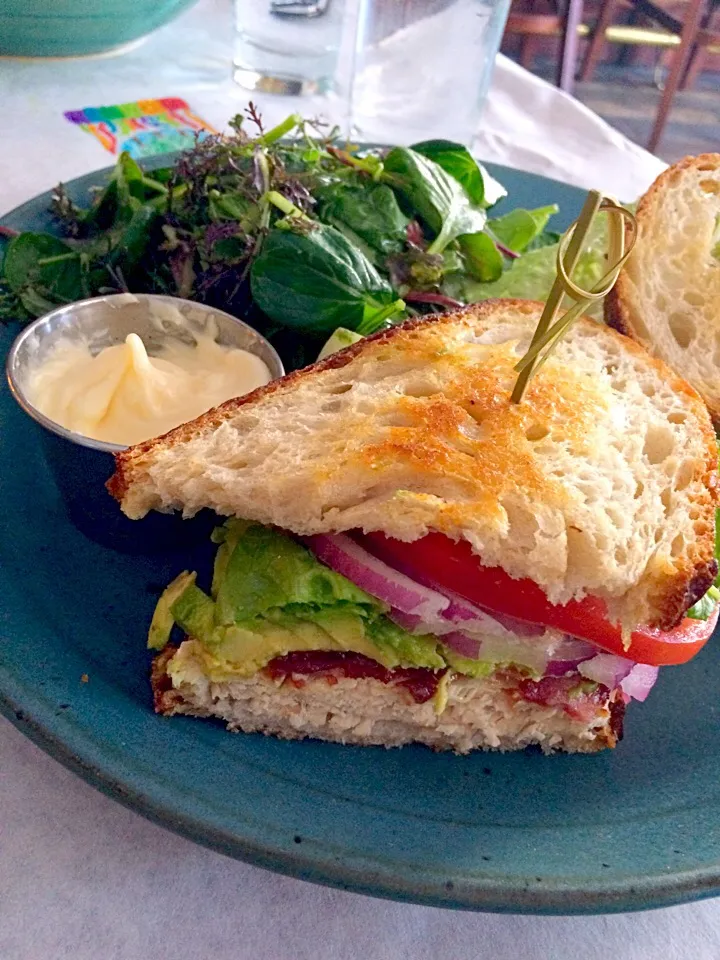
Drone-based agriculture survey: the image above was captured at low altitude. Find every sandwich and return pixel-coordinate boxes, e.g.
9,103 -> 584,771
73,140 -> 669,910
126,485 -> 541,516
607,153 -> 720,426
109,299 -> 720,754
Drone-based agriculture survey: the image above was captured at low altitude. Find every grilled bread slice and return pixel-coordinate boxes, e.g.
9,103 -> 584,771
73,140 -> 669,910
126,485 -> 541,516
109,299 -> 718,633
151,643 -> 625,754
607,154 -> 720,425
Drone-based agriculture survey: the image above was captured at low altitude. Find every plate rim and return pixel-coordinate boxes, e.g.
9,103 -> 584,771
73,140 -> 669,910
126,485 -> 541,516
4,684 -> 720,916
3,156 -> 720,916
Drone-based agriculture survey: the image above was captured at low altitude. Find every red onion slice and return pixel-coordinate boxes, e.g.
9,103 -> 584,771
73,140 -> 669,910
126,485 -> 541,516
578,652 -> 635,689
308,533 -> 534,639
305,534 -> 652,683
438,586 -> 546,638
440,631 -> 482,659
305,534 -> 450,621
578,653 -> 658,701
620,663 -> 659,702
386,608 -> 423,633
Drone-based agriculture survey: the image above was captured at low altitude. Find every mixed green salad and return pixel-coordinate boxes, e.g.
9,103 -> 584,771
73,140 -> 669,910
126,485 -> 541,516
0,107 -> 611,369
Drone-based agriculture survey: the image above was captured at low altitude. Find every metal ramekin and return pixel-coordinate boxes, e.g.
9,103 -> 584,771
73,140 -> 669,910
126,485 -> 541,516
6,293 -> 284,551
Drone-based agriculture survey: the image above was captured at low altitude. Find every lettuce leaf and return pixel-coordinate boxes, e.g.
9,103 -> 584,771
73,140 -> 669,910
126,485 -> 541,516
453,206 -> 622,320
687,506 -> 720,620
155,519 -> 443,671
487,205 -> 558,254
686,587 -> 720,621
212,520 -> 381,625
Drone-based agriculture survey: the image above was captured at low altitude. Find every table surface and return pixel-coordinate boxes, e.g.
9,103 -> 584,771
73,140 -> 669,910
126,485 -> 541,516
2,2 -> 718,957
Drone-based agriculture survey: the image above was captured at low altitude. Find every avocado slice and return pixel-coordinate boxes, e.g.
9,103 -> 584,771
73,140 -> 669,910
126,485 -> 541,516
441,647 -> 494,679
171,582 -> 217,642
206,609 -> 399,675
148,571 -> 196,650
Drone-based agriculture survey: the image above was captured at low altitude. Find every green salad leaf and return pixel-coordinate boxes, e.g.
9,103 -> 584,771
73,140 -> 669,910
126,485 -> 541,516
686,587 -> 720,621
383,147 -> 486,255
317,182 -> 410,258
251,221 -> 405,336
488,205 -> 559,254
458,232 -> 504,282
411,139 -> 487,206
457,210 -> 611,318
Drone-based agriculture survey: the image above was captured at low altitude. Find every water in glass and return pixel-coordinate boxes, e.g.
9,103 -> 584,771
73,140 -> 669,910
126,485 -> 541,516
346,0 -> 510,145
234,0 -> 347,94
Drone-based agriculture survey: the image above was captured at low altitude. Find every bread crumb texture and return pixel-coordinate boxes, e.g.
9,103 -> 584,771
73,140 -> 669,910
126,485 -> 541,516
607,153 -> 720,424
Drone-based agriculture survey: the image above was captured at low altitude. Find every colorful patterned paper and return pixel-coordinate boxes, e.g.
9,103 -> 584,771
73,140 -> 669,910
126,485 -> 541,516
64,98 -> 216,158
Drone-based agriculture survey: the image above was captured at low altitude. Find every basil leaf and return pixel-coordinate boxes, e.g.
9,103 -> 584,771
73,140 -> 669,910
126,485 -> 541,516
488,205 -> 559,254
476,163 -> 508,208
411,139 -> 487,206
2,233 -> 83,315
251,222 -> 403,336
107,205 -> 160,279
412,140 -> 509,211
384,147 -> 486,255
318,183 -> 409,257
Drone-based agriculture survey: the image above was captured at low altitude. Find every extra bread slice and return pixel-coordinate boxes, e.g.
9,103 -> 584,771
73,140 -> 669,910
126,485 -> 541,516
151,644 -> 624,754
607,154 -> 720,425
109,300 -> 718,631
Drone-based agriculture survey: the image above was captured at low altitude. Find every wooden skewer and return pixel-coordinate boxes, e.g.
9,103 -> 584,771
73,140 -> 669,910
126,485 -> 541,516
510,191 -> 637,404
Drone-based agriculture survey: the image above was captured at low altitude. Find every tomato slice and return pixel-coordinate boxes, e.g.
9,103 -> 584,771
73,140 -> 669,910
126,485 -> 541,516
362,532 -> 717,666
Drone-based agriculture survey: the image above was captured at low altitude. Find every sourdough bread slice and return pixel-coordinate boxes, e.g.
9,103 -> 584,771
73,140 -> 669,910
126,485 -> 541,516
607,154 -> 720,425
152,644 -> 624,754
109,300 -> 718,631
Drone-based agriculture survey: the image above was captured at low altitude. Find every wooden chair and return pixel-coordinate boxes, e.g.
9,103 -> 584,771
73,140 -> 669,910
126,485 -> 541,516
505,0 -> 587,92
580,0 -> 720,151
681,0 -> 720,88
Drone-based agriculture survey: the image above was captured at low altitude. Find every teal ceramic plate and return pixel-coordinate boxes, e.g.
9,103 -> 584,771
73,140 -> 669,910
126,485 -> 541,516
2,162 -> 720,915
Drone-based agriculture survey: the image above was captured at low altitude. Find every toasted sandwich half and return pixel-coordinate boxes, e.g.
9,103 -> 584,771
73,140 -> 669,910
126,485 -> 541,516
606,154 -> 720,426
109,300 -> 719,754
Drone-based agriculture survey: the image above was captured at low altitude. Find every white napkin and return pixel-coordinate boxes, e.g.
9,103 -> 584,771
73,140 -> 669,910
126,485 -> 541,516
3,719 -> 720,960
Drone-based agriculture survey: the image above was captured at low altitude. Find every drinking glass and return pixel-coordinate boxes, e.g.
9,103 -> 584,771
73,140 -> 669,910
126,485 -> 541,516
345,0 -> 511,145
234,0 -> 348,95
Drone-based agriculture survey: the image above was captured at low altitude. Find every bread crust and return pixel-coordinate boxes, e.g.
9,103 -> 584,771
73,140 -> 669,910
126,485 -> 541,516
150,643 -> 624,754
109,300 -> 719,630
606,153 -> 720,425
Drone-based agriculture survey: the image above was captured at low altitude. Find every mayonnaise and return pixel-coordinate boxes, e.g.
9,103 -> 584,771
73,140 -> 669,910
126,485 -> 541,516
26,329 -> 272,446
